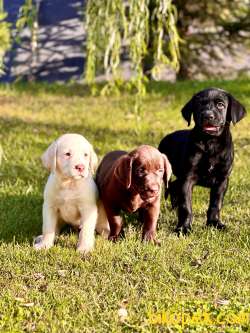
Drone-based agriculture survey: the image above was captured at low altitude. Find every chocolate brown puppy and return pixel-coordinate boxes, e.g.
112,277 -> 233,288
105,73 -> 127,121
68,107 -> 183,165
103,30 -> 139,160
96,145 -> 172,242
159,88 -> 246,235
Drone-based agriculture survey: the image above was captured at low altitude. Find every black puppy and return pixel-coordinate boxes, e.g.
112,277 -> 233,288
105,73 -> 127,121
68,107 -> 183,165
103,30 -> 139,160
159,88 -> 246,234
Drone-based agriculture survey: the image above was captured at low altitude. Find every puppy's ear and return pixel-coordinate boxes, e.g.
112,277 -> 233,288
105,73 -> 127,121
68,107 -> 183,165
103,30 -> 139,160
162,154 -> 172,188
181,98 -> 194,126
227,94 -> 246,124
41,141 -> 57,172
114,154 -> 133,189
89,145 -> 98,174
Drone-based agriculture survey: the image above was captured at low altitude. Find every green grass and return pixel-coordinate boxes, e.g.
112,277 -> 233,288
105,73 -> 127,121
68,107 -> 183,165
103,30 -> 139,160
0,80 -> 249,332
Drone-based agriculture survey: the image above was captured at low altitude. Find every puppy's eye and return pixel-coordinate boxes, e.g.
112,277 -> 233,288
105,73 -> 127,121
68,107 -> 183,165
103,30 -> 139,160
216,101 -> 225,109
65,152 -> 71,157
157,169 -> 164,174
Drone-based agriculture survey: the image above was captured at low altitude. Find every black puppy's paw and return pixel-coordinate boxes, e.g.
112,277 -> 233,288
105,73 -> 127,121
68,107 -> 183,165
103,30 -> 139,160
174,224 -> 192,236
206,220 -> 226,230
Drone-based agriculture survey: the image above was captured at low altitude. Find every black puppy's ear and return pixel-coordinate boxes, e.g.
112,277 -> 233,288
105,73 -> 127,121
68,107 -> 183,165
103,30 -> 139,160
227,94 -> 246,124
181,98 -> 194,126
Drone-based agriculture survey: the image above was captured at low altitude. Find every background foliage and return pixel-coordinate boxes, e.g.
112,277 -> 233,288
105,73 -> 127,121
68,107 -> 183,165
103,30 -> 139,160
1,0 -> 250,82
0,0 -> 11,74
85,0 -> 180,103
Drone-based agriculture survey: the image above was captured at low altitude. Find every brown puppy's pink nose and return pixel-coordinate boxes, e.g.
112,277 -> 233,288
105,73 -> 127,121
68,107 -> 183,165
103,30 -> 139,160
75,164 -> 85,172
147,185 -> 159,195
150,189 -> 159,196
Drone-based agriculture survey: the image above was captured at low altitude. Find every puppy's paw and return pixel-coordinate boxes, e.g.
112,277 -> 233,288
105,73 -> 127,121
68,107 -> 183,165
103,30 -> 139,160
33,235 -> 53,250
97,229 -> 110,239
108,235 -> 119,242
153,239 -> 161,246
95,224 -> 110,239
76,246 -> 93,255
206,220 -> 226,230
175,224 -> 192,236
108,229 -> 125,242
77,241 -> 94,255
142,231 -> 160,245
143,237 -> 161,246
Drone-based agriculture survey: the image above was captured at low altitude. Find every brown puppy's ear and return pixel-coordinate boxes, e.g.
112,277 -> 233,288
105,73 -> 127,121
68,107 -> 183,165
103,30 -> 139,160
114,154 -> 133,189
41,141 -> 57,172
181,98 -> 194,126
89,144 -> 98,174
227,94 -> 246,125
162,154 -> 172,188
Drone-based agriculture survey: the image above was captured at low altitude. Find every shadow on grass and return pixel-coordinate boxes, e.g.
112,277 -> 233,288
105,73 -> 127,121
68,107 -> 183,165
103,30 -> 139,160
0,82 -> 105,97
1,79 -> 249,99
0,193 -> 42,244
147,79 -> 250,98
0,191 -> 88,247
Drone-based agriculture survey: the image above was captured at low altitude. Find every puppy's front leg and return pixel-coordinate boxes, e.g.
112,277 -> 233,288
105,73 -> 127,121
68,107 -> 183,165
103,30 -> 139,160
140,201 -> 161,244
34,202 -> 58,250
77,204 -> 98,254
207,178 -> 228,229
105,206 -> 123,241
176,178 -> 195,235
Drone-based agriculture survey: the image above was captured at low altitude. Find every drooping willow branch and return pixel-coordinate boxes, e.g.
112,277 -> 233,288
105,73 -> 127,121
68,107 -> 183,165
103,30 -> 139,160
85,0 -> 127,95
15,0 -> 39,79
85,0 -> 180,101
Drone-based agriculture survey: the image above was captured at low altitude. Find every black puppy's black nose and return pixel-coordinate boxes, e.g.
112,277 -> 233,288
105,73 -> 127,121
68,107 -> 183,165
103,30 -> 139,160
204,113 -> 215,121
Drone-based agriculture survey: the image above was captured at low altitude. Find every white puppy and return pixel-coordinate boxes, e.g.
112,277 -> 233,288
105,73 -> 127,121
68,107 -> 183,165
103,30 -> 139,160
34,133 -> 99,254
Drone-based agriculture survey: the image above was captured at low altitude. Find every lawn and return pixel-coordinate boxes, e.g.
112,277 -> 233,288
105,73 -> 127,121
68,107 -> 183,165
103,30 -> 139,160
0,80 -> 249,332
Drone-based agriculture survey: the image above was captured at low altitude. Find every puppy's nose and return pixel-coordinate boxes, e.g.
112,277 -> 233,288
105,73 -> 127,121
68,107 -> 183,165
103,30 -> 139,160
204,113 -> 215,121
150,190 -> 159,196
147,185 -> 159,195
75,164 -> 85,172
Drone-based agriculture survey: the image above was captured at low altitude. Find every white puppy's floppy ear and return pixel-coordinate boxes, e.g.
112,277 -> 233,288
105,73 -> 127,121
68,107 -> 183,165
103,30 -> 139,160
89,145 -> 98,174
41,141 -> 57,172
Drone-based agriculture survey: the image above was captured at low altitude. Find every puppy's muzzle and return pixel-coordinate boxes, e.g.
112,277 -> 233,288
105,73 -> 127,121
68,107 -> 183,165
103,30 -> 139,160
141,184 -> 160,200
75,164 -> 85,173
201,111 -> 222,133
203,111 -> 215,122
